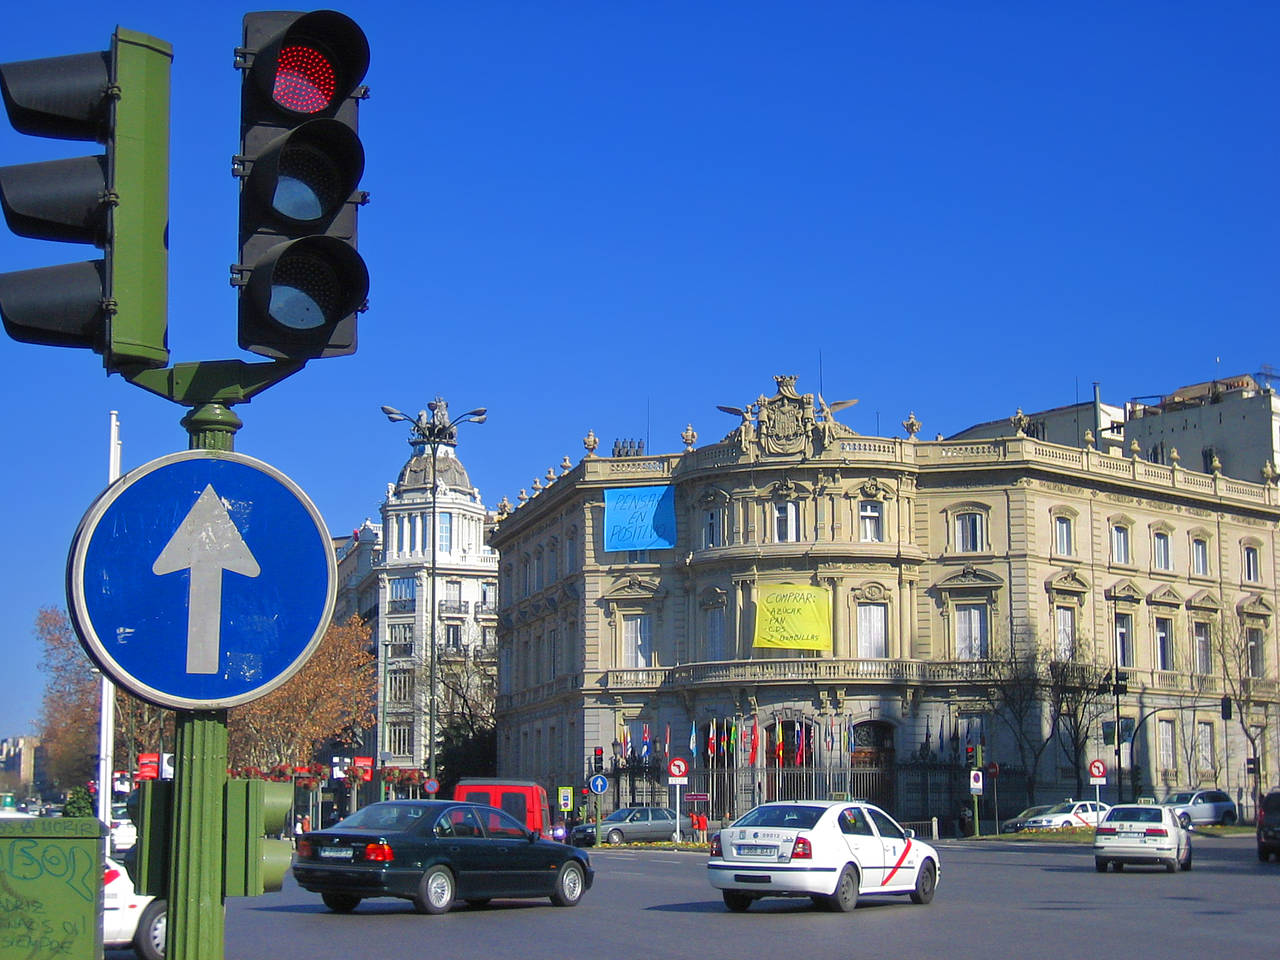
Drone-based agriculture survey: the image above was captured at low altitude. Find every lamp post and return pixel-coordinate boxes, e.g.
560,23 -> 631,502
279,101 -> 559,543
382,398 -> 487,792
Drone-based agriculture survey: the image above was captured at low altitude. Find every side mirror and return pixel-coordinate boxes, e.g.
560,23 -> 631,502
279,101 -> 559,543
903,828 -> 916,839
528,830 -> 538,843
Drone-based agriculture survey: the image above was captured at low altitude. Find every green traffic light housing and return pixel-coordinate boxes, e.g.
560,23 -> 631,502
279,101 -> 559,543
224,779 -> 295,897
0,29 -> 171,374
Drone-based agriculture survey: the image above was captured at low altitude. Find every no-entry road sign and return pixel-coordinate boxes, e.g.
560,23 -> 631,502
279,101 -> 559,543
67,450 -> 336,710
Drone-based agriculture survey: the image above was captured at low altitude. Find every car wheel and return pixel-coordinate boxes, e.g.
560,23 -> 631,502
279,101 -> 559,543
910,860 -> 936,905
1259,846 -> 1270,862
321,892 -> 361,913
413,866 -> 455,915
1221,811 -> 1236,826
723,891 -> 752,912
826,865 -> 859,913
1164,857 -> 1178,873
1178,812 -> 1191,829
133,899 -> 166,960
550,861 -> 586,907
607,829 -> 624,845
1061,820 -> 1073,829
1094,858 -> 1108,873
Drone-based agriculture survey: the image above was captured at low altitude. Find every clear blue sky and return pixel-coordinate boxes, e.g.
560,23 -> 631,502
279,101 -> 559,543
2,1 -> 1276,738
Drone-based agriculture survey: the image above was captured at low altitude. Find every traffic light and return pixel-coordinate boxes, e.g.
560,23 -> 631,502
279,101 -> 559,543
580,786 -> 590,807
0,29 -> 171,373
1221,696 -> 1233,720
223,779 -> 294,896
1246,757 -> 1259,776
593,746 -> 604,773
128,779 -> 173,898
965,745 -> 975,766
235,10 -> 369,359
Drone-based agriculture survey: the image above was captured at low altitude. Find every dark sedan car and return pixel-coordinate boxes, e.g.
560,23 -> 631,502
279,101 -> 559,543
570,806 -> 694,846
292,800 -> 593,915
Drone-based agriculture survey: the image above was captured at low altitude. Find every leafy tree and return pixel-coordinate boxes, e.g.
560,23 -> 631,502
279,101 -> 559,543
228,615 -> 376,772
63,785 -> 95,817
35,607 -> 98,791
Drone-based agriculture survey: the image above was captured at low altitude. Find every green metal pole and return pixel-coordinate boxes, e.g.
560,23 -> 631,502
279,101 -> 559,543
972,743 -> 982,838
166,401 -> 240,959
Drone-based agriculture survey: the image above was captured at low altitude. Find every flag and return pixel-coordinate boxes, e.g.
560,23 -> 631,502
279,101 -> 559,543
825,715 -> 834,752
689,721 -> 697,754
708,718 -> 716,758
623,725 -> 632,758
938,715 -> 945,749
665,723 -> 670,757
719,719 -> 728,755
727,717 -> 736,755
775,722 -> 784,765
749,716 -> 759,764
641,723 -> 651,758
796,722 -> 806,766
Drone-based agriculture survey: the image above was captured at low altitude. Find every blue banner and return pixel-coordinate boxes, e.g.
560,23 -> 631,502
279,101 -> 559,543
604,485 -> 676,551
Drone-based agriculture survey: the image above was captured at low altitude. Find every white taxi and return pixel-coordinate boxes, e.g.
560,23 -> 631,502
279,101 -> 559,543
1022,800 -> 1110,830
707,800 -> 940,912
104,857 -> 166,959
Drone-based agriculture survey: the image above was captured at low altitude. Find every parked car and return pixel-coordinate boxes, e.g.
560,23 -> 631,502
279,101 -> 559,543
1001,804 -> 1054,833
292,800 -> 593,914
707,799 -> 940,912
1021,800 -> 1110,830
1257,789 -> 1280,862
1093,804 -> 1192,873
571,806 -> 693,845
110,801 -> 137,854
104,856 -> 166,959
1161,789 -> 1237,827
452,779 -> 552,838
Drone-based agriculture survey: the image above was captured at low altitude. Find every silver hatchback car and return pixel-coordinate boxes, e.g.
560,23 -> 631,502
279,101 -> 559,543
1162,789 -> 1237,827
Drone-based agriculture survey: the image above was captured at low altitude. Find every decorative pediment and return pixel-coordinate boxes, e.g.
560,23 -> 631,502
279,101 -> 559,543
767,474 -> 809,500
1048,569 -> 1091,595
1238,593 -> 1273,619
559,583 -> 580,603
699,586 -> 728,609
937,564 -> 1003,591
696,486 -> 730,508
853,581 -> 891,602
1186,589 -> 1221,612
1105,579 -> 1144,604
1146,584 -> 1183,607
858,477 -> 896,501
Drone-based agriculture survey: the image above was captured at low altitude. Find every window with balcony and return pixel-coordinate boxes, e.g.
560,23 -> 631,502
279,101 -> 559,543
1195,721 -> 1214,774
1192,537 -> 1210,576
955,604 -> 988,660
856,603 -> 888,658
1244,545 -> 1261,583
1055,605 -> 1076,660
387,669 -> 413,703
705,605 -> 726,661
702,509 -> 723,549
1247,626 -> 1264,678
1054,515 -> 1074,556
1111,525 -> 1131,565
438,511 -> 453,553
388,577 -> 416,613
1158,718 -> 1175,773
622,614 -> 652,668
774,501 -> 800,543
1114,612 -> 1133,668
445,623 -> 462,649
387,721 -> 412,757
859,501 -> 883,543
387,622 -> 414,658
954,512 -> 985,552
1193,621 -> 1212,674
1153,531 -> 1172,571
1154,617 -> 1174,671
548,628 -> 559,678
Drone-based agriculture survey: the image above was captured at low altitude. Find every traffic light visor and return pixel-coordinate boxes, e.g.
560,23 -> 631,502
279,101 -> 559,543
249,11 -> 369,119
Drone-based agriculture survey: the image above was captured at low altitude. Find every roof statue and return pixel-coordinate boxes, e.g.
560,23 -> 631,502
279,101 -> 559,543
716,375 -> 858,457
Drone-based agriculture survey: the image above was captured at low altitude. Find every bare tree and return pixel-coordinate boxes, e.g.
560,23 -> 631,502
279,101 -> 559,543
975,634 -> 1056,807
1049,646 -> 1111,799
1215,612 -> 1275,812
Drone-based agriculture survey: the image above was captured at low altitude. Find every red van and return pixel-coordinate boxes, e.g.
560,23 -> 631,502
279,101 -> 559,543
453,779 -> 552,838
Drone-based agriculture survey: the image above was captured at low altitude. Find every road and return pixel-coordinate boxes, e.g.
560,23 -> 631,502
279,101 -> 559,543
198,836 -> 1276,960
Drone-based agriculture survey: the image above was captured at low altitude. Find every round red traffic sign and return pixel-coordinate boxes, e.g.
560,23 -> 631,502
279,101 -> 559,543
425,777 -> 441,795
1088,759 -> 1107,779
668,757 -> 688,778
985,761 -> 999,779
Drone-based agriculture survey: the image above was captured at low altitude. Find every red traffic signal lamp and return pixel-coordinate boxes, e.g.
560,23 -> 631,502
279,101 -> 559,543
965,745 -> 975,766
593,746 -> 604,772
235,10 -> 369,359
0,29 -> 171,373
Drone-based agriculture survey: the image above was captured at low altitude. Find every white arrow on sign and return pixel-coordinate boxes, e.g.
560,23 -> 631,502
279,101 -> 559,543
152,484 -> 261,674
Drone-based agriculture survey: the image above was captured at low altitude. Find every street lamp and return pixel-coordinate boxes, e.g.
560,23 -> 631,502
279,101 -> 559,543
382,398 -> 487,792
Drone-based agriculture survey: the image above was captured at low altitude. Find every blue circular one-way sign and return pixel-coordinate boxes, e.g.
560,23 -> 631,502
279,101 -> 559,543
67,450 -> 336,710
589,774 -> 608,795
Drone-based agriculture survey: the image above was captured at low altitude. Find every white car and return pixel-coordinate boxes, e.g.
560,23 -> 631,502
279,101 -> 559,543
110,802 -> 138,854
1094,804 -> 1192,872
1022,800 -> 1110,830
707,800 -> 940,912
104,857 -> 166,959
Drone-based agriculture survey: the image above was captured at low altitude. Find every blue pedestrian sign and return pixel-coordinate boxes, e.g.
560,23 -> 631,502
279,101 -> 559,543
67,450 -> 336,710
589,774 -> 608,795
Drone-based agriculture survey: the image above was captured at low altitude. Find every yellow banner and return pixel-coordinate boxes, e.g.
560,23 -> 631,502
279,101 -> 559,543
753,584 -> 832,651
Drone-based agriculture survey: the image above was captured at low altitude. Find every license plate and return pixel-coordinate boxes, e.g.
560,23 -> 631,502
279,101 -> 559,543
319,847 -> 353,859
1118,832 -> 1143,839
736,844 -> 777,857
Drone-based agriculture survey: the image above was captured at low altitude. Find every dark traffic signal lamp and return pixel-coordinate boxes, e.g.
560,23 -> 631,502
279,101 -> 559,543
235,10 -> 369,360
0,28 -> 171,374
1246,757 -> 1259,776
593,746 -> 604,773
224,779 -> 294,896
1221,696 -> 1233,721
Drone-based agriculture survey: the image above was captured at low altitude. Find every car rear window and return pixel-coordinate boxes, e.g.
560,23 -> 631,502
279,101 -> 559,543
734,805 -> 825,829
1105,807 -> 1162,823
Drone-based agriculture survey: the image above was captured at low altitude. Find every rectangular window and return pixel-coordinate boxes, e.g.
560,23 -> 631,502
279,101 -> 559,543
702,509 -> 722,549
387,721 -> 412,757
774,502 -> 800,543
1114,612 -> 1133,667
1112,525 -> 1130,565
535,550 -> 545,590
955,512 -> 984,552
1153,532 -> 1172,571
1055,605 -> 1076,660
623,614 -> 652,668
445,623 -> 462,648
955,604 -> 988,660
438,512 -> 453,554
859,501 -> 883,543
706,606 -> 726,661
1244,545 -> 1261,582
857,603 -> 888,659
1155,617 -> 1174,671
387,669 -> 413,703
1247,626 -> 1264,678
626,550 -> 649,563
1192,538 -> 1209,576
1158,718 -> 1175,772
1055,516 -> 1073,555
445,580 -> 461,605
389,577 -> 416,600
1195,721 -> 1214,774
549,628 -> 559,678
1193,621 -> 1212,675
387,622 -> 414,658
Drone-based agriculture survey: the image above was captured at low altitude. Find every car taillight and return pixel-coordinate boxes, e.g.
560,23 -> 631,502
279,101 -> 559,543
364,843 -> 395,862
103,868 -> 121,886
297,840 -> 313,857
791,836 -> 813,859
710,834 -> 722,857
1095,827 -> 1116,836
1145,828 -> 1168,838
